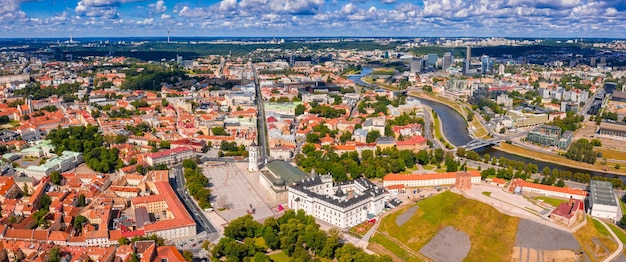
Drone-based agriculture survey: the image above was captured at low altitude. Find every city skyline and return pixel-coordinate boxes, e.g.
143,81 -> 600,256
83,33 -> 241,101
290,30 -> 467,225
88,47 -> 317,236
2,0 -> 626,38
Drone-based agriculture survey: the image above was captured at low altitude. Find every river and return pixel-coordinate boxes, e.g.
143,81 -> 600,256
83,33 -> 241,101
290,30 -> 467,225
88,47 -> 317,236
347,68 -> 375,88
350,67 -> 622,181
416,97 -> 625,182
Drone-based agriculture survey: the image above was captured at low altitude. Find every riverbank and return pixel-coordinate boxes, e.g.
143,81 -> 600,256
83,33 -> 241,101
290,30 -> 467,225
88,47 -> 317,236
409,91 -> 491,140
431,107 -> 454,149
494,142 -> 626,176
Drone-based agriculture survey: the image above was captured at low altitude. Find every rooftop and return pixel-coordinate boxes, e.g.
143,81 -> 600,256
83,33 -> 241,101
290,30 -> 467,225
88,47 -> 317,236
265,160 -> 308,185
590,180 -> 617,207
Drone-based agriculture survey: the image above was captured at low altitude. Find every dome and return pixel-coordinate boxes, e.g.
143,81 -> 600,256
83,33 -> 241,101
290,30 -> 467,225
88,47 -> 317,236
272,178 -> 285,186
334,187 -> 345,197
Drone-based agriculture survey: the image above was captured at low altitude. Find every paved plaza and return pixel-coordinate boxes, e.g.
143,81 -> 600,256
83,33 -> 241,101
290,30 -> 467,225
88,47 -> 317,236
203,162 -> 275,222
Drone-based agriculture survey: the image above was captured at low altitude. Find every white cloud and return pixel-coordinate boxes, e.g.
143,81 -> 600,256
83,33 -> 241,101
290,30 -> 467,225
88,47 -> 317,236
137,18 -> 154,24
0,0 -> 21,14
75,3 -> 119,18
161,13 -> 171,19
219,0 -> 238,11
152,0 -> 166,13
341,3 -> 356,13
381,0 -> 396,4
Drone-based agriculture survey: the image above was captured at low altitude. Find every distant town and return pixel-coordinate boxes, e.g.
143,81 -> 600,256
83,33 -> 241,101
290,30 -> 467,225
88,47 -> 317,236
0,37 -> 626,261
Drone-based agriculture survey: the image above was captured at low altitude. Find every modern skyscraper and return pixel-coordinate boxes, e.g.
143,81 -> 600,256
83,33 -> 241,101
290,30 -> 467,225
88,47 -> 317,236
410,58 -> 423,74
481,55 -> 491,74
427,54 -> 438,66
465,46 -> 471,75
442,52 -> 452,70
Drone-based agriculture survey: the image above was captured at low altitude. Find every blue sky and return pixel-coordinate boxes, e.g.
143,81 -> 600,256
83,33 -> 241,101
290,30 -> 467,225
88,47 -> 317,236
2,0 -> 626,38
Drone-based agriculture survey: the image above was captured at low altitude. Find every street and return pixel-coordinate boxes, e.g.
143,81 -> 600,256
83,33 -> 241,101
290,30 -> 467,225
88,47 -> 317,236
169,164 -> 219,234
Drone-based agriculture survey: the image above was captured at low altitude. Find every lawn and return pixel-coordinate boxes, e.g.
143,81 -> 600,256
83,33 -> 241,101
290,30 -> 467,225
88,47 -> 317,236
376,191 -> 520,261
269,251 -> 291,262
432,114 -> 453,149
596,148 -> 626,161
495,143 -> 626,175
371,68 -> 396,75
534,196 -> 568,207
469,118 -> 490,138
368,234 -> 423,262
573,217 -> 618,261
482,192 -> 492,197
606,223 -> 626,244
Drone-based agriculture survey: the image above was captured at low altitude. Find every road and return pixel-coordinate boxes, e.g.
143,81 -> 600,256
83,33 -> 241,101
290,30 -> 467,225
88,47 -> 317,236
169,164 -> 218,234
422,105 -> 443,149
251,63 -> 268,166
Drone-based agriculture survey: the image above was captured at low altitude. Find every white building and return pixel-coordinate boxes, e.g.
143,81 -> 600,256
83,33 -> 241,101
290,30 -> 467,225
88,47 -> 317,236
588,180 -> 619,221
383,171 -> 481,188
145,146 -> 195,166
507,178 -> 588,200
288,175 -> 386,228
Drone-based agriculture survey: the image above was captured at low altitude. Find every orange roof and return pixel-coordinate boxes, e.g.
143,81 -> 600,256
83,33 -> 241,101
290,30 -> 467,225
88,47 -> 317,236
386,184 -> 405,190
491,178 -> 506,184
508,179 -> 587,196
333,144 -> 356,151
384,170 -> 481,181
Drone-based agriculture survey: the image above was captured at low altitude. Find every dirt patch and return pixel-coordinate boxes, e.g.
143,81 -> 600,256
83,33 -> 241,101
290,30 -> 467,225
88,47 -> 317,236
395,205 -> 418,227
515,219 -> 581,251
419,226 -> 470,262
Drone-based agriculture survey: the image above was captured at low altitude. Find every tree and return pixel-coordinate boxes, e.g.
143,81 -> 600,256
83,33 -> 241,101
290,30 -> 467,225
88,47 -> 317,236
47,247 -> 61,262
621,215 -> 626,227
74,215 -> 88,232
77,194 -> 86,207
456,147 -> 466,157
224,215 -> 261,240
556,179 -> 566,187
366,130 -> 381,143
340,131 -> 352,144
159,141 -> 171,149
50,171 -> 62,185
118,237 -> 130,245
591,139 -> 602,146
295,104 -> 306,116
182,250 -> 194,262
212,126 -> 229,136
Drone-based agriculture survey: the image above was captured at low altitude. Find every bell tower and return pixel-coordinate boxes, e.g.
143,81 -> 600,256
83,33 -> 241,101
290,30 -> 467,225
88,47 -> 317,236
248,142 -> 258,172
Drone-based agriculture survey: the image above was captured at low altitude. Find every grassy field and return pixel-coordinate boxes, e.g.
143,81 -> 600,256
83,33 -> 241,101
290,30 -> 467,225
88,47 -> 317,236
534,196 -> 568,207
269,251 -> 291,262
596,147 -> 626,161
482,192 -> 492,197
573,217 -> 619,261
495,143 -> 626,175
607,223 -> 626,244
371,68 -> 396,75
368,234 -> 423,262
432,114 -> 453,149
376,191 -> 520,261
469,117 -> 490,138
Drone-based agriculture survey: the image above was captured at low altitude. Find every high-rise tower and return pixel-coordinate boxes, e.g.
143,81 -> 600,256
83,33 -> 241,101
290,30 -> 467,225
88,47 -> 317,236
465,46 -> 471,75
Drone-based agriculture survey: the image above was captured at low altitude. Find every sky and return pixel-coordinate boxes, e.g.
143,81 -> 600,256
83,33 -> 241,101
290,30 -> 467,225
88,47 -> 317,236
1,0 -> 626,38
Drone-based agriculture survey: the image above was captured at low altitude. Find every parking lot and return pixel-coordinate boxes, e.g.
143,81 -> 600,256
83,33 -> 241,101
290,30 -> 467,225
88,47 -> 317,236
203,162 -> 274,222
